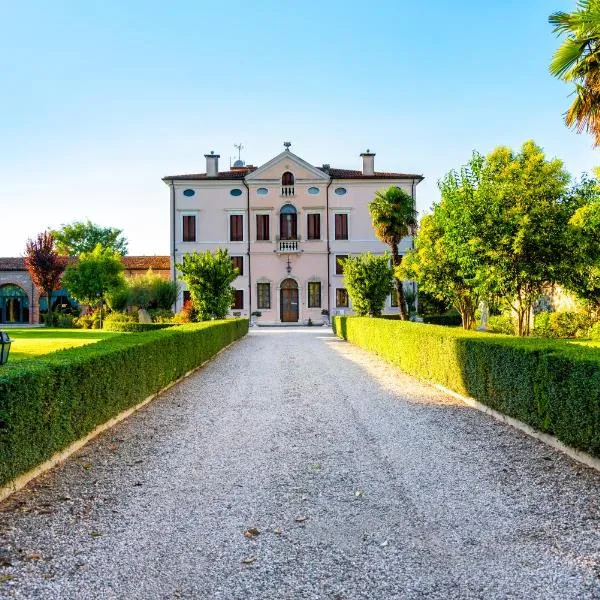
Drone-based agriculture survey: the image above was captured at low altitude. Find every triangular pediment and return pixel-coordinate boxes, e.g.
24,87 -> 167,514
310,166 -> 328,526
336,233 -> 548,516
245,150 -> 330,182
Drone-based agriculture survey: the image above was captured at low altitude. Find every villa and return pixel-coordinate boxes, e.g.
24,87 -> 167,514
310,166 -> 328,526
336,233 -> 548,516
163,143 -> 423,324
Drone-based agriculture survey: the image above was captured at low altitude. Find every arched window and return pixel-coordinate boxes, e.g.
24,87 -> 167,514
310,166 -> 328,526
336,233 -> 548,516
280,204 -> 297,240
281,172 -> 295,197
0,284 -> 29,324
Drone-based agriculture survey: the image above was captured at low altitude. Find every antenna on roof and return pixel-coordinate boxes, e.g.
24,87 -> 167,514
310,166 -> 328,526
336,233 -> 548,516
232,143 -> 245,169
283,141 -> 292,150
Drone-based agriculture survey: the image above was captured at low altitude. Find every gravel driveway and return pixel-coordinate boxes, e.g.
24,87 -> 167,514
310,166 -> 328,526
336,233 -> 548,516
1,327 -> 599,599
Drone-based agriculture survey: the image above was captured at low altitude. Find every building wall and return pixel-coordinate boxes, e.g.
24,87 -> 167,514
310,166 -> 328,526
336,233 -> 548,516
0,271 -> 40,324
169,162 -> 419,324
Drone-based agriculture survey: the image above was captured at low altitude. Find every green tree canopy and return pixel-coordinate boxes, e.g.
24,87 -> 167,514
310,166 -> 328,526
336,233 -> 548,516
177,249 -> 237,321
51,220 -> 128,256
342,253 -> 394,317
369,186 -> 417,320
549,0 -> 600,145
62,244 -> 126,307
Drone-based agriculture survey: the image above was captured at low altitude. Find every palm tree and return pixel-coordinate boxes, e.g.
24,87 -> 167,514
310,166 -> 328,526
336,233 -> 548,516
369,186 -> 417,320
549,1 -> 600,145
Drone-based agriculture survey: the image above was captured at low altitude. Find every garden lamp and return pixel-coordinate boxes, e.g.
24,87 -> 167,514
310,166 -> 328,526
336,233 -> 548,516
0,331 -> 12,365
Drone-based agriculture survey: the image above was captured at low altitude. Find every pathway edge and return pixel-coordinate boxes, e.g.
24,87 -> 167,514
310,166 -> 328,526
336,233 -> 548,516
0,339 -> 241,504
435,384 -> 600,473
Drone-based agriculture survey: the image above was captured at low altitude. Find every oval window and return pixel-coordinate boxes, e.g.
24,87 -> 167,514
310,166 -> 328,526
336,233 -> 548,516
230,188 -> 243,197
257,187 -> 268,196
308,187 -> 319,195
334,187 -> 347,196
183,189 -> 195,197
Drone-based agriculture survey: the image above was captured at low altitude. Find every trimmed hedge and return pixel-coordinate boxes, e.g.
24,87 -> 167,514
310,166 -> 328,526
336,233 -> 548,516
0,319 -> 248,486
377,314 -> 463,326
333,316 -> 600,457
102,322 -> 175,332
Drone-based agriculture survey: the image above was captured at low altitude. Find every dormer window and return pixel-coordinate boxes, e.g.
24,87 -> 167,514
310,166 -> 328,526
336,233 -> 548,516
281,172 -> 295,197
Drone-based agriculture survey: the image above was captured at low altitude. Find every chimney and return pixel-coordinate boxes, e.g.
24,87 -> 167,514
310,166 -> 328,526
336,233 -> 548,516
360,149 -> 375,176
204,151 -> 220,177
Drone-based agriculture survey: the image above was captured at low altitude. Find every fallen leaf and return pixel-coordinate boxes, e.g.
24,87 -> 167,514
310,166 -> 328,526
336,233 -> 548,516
295,515 -> 308,523
273,527 -> 282,535
355,490 -> 363,498
241,555 -> 257,565
90,531 -> 102,538
26,552 -> 41,561
0,574 -> 14,582
82,463 -> 92,470
243,527 -> 260,539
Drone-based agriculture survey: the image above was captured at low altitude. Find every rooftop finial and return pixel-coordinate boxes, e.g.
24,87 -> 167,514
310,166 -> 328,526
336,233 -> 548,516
283,141 -> 292,150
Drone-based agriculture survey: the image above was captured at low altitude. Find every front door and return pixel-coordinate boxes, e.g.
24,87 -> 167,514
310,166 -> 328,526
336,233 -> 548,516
280,288 -> 299,322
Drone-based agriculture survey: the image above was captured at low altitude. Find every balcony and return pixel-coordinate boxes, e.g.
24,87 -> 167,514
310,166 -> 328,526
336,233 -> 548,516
276,237 -> 301,253
281,185 -> 295,197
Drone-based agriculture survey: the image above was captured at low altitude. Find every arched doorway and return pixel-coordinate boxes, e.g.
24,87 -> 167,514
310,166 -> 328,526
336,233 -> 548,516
280,204 -> 297,240
280,278 -> 299,323
0,284 -> 29,324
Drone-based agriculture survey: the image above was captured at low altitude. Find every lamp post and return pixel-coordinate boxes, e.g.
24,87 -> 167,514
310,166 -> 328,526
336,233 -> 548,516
0,331 -> 12,365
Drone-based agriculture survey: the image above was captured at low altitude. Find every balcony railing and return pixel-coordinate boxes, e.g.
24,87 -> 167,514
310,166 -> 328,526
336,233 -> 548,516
281,185 -> 295,197
277,239 -> 300,253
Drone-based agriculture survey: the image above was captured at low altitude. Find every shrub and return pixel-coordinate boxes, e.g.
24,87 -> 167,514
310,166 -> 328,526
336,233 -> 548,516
148,308 -> 174,323
53,313 -> 78,329
332,316 -> 600,457
103,311 -> 137,324
487,314 -> 514,335
102,322 -> 175,332
534,311 -> 592,338
74,310 -> 102,329
588,322 -> 600,340
0,319 -> 249,486
423,312 -> 463,327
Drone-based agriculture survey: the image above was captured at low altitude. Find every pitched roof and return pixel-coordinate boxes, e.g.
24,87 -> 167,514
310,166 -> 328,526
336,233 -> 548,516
163,166 -> 423,182
163,168 -> 256,181
0,256 -> 170,272
324,168 -> 423,180
121,256 -> 170,270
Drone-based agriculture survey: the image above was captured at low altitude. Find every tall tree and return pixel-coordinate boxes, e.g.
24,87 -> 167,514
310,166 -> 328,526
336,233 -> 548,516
177,249 -> 237,321
369,186 -> 417,320
62,245 -> 126,308
400,214 -> 481,330
549,1 -> 600,145
24,231 -> 66,327
476,141 -> 572,335
51,220 -> 128,256
341,253 -> 394,317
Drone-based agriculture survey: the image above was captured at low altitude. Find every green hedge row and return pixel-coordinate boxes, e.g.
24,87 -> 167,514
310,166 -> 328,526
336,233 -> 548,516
102,322 -> 175,332
376,314 -> 463,326
333,316 -> 600,457
0,319 -> 248,487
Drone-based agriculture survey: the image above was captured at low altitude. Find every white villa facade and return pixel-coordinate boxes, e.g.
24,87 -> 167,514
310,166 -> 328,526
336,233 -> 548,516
163,144 -> 423,324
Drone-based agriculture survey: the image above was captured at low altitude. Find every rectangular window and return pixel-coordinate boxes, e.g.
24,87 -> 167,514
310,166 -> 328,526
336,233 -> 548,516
390,291 -> 398,307
230,214 -> 244,242
336,288 -> 349,308
336,255 -> 348,275
231,256 -> 243,276
307,214 -> 320,240
256,214 -> 270,241
183,290 -> 191,305
232,289 -> 244,310
308,282 -> 321,308
182,215 -> 196,242
335,213 -> 348,240
257,283 -> 271,309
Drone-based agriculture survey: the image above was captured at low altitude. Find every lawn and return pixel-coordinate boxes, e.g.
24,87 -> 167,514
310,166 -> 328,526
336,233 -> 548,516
4,328 -> 119,362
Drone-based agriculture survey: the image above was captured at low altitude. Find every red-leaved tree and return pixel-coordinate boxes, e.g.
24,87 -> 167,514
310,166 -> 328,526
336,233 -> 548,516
24,232 -> 67,326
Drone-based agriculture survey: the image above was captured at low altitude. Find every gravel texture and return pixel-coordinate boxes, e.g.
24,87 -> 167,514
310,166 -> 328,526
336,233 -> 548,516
1,327 -> 599,599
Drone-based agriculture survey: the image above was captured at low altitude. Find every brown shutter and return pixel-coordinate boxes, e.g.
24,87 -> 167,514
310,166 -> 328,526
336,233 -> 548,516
231,215 -> 243,241
335,214 -> 348,240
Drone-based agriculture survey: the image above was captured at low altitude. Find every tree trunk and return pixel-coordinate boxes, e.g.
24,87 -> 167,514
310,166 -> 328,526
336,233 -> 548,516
46,291 -> 52,327
391,244 -> 408,320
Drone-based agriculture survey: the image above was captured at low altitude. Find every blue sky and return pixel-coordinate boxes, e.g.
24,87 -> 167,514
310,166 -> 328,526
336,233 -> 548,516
1,0 -> 596,256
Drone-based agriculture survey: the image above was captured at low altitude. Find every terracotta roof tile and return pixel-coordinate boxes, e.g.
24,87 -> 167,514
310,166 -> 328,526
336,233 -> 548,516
325,168 -> 423,180
164,166 -> 422,181
0,256 -> 170,272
